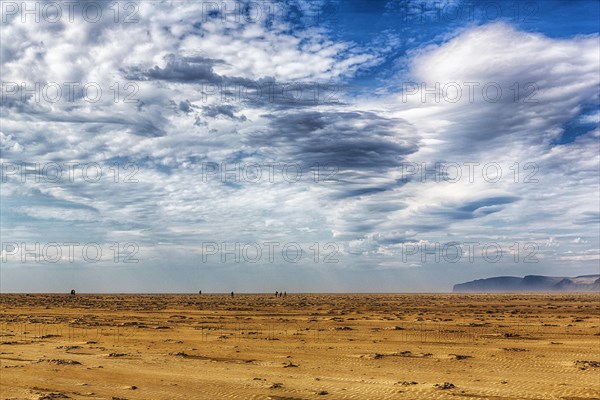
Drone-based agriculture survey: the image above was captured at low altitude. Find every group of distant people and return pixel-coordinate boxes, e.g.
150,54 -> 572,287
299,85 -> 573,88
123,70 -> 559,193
195,290 -> 287,297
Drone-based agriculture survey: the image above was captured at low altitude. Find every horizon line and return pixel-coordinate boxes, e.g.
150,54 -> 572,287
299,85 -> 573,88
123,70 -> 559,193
1,291 -> 598,295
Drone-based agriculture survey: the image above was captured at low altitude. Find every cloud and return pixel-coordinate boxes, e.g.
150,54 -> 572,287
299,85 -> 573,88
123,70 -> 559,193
337,22 -> 600,268
398,22 -> 600,151
438,195 -> 520,220
202,104 -> 247,121
124,55 -> 226,83
248,110 -> 418,170
1,5 -> 598,292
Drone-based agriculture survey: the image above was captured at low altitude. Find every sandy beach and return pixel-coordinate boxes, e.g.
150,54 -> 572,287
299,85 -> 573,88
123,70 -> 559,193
0,293 -> 598,399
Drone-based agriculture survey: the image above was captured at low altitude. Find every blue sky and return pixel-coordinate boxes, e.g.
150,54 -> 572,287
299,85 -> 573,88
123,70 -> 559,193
1,0 -> 599,292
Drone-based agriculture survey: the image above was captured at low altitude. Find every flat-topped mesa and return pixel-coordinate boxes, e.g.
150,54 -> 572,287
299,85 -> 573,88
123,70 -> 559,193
453,274 -> 600,293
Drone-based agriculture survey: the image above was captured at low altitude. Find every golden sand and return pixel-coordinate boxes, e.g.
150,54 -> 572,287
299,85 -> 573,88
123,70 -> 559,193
1,293 -> 599,399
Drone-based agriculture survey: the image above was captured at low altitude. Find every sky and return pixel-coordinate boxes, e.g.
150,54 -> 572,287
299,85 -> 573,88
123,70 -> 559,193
0,0 -> 599,293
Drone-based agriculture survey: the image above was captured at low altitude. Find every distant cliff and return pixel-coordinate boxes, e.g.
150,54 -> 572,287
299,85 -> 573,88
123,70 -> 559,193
453,274 -> 600,292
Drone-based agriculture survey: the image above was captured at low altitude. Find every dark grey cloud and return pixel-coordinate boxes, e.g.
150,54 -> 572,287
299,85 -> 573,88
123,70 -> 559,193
202,104 -> 247,121
250,110 -> 418,170
435,196 -> 520,220
124,55 -> 226,83
178,100 -> 194,114
122,54 -> 345,110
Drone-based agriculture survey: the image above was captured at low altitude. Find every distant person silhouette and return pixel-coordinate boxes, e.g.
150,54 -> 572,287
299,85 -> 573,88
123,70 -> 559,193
275,291 -> 278,297
231,291 -> 234,298
70,289 -> 76,295
284,291 -> 286,297
199,290 -> 202,295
